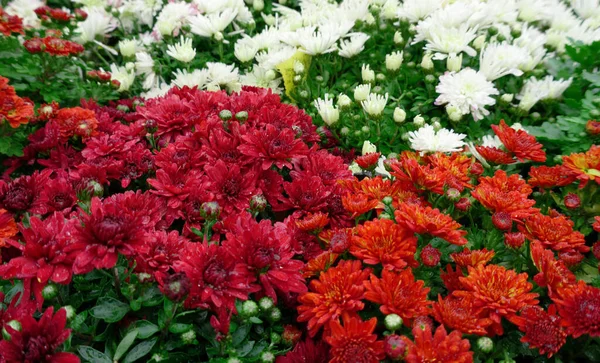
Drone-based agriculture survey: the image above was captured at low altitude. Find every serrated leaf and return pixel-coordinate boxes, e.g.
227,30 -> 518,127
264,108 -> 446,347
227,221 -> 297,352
77,346 -> 112,363
114,329 -> 138,361
90,297 -> 130,323
122,337 -> 157,363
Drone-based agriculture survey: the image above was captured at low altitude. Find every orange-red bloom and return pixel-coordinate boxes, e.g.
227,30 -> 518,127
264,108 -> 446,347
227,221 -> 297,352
562,145 -> 600,187
355,152 -> 381,170
492,119 -> 547,162
454,264 -> 539,334
298,260 -> 370,337
54,107 -> 98,139
471,170 -> 537,220
341,193 -> 379,218
450,248 -> 495,269
440,264 -> 464,292
530,241 -> 576,296
364,269 -> 431,325
404,325 -> 474,363
427,152 -> 474,191
475,146 -> 515,165
319,228 -> 354,253
433,295 -> 493,336
0,8 -> 23,36
510,305 -> 566,358
593,216 -> 600,232
519,213 -> 589,254
0,209 -> 17,246
296,212 -> 329,232
389,153 -> 445,194
351,218 -> 418,270
0,76 -> 34,128
587,120 -> 600,135
339,176 -> 405,210
553,281 -> 600,338
395,202 -> 468,246
528,165 -> 577,189
325,314 -> 385,363
302,251 -> 339,279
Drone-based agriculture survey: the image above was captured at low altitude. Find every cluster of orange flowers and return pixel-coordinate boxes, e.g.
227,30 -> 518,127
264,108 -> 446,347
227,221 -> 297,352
0,76 -> 34,128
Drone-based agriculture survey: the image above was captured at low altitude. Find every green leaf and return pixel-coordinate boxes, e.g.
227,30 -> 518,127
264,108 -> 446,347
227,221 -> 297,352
70,311 -> 88,331
169,323 -> 193,334
236,340 -> 255,357
90,297 -> 130,323
122,337 -> 158,363
249,316 -> 263,324
141,286 -> 163,307
77,346 -> 112,363
247,340 -> 269,358
114,329 -> 138,361
231,323 -> 251,346
131,320 -> 159,339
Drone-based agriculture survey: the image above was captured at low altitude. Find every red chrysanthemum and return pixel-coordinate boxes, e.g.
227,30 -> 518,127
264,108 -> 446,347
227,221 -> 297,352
0,307 -> 79,363
239,124 -> 309,170
351,218 -> 418,270
0,8 -> 23,36
404,325 -> 474,363
277,175 -> 331,213
325,314 -> 385,363
136,93 -> 196,142
394,202 -> 468,246
364,269 -> 431,325
389,154 -> 445,194
450,248 -> 495,269
295,212 -> 329,233
134,230 -> 190,279
553,281 -> 600,338
0,92 -> 34,129
53,107 -> 98,139
475,146 -> 515,165
205,160 -> 258,213
37,177 -> 77,215
440,264 -> 465,292
276,338 -> 330,363
562,145 -> 600,187
530,241 -> 576,296
0,169 -> 51,214
355,152 -> 381,170
528,165 -> 577,189
342,193 -> 379,218
510,305 -> 566,357
433,295 -> 493,336
0,208 -> 17,246
519,213 -> 589,254
454,264 -> 538,334
339,176 -> 405,210
492,119 -> 546,162
593,216 -> 600,232
302,251 -> 339,279
319,228 -> 354,253
297,260 -> 370,337
427,152 -> 474,191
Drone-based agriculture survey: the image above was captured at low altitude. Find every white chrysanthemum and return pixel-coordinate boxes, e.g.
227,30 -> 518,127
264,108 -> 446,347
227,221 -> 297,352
424,24 -> 478,60
338,33 -> 370,58
166,37 -> 196,63
206,62 -> 241,92
109,64 -> 136,92
135,52 -> 157,90
361,93 -> 388,117
118,39 -> 142,57
517,0 -> 551,23
142,82 -> 171,99
518,76 -> 572,111
481,134 -> 503,148
172,69 -> 210,89
240,66 -> 283,94
484,0 -> 519,25
386,51 -> 404,71
409,125 -> 467,153
5,0 -> 44,27
255,46 -> 296,70
479,42 -> 528,81
571,0 -> 600,20
155,1 -> 194,37
435,68 -> 499,121
396,0 -> 444,23
293,27 -> 340,55
189,8 -> 238,39
124,0 -> 164,28
547,2 -> 580,31
234,38 -> 258,63
314,94 -> 340,126
547,19 -> 600,52
74,8 -> 118,43
514,25 -> 547,71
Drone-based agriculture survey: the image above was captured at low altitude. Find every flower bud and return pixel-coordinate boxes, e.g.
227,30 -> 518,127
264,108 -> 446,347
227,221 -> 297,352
62,305 -> 76,321
393,107 -> 406,123
260,351 -> 275,363
361,64 -> 375,83
258,296 -> 274,311
337,94 -> 352,108
559,251 -> 584,267
385,334 -> 407,360
219,109 -> 232,121
268,307 -> 282,322
473,35 -> 486,50
500,94 -> 514,103
201,201 -> 221,220
293,60 -> 304,74
241,300 -> 259,317
270,332 -> 281,344
420,244 -> 441,267
446,188 -> 461,201
393,31 -> 404,45
362,140 -> 377,155
384,314 -> 403,331
253,0 -> 265,11
492,211 -> 512,231
282,325 -> 302,345
42,284 -> 58,300
354,84 -> 371,102
385,51 -> 404,71
235,111 -> 248,122
446,53 -> 462,72
477,337 -> 493,353
586,120 -> 600,135
412,316 -> 433,332
160,272 -> 190,302
181,329 -> 197,345
250,194 -> 268,213
455,198 -> 471,211
564,193 -> 581,209
2,320 -> 21,341
593,241 -> 600,260
420,53 -> 434,71
504,232 -> 525,249
413,114 -> 425,127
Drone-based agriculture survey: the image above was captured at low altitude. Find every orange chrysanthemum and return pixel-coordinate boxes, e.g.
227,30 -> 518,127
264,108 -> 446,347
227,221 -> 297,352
519,213 -> 589,254
296,212 -> 329,232
553,281 -> 600,338
475,146 -> 515,165
364,269 -> 431,325
302,251 -> 339,279
325,314 -> 385,363
492,119 -> 547,162
530,241 -> 576,296
562,145 -> 600,187
528,165 -> 577,189
389,153 -> 445,194
404,325 -> 474,363
54,107 -> 98,139
510,305 -> 566,358
433,295 -> 493,336
297,260 -> 370,337
454,264 -> 538,334
394,202 -> 468,246
427,152 -> 474,191
471,170 -> 537,220
319,228 -> 354,253
351,218 -> 418,270
341,193 -> 379,218
440,264 -> 465,292
0,209 -> 18,247
450,248 -> 495,269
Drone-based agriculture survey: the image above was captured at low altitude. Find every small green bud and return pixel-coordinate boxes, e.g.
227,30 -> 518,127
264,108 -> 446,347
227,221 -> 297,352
62,305 -> 76,321
384,314 -> 403,331
382,196 -> 393,205
261,351 -> 276,363
42,284 -> 58,300
270,332 -> 281,344
235,111 -> 248,122
181,329 -> 197,344
258,297 -> 274,311
219,109 -> 233,121
151,353 -> 165,362
269,307 -> 282,322
477,337 -> 493,353
379,213 -> 392,220
227,358 -> 242,363
242,300 -> 259,317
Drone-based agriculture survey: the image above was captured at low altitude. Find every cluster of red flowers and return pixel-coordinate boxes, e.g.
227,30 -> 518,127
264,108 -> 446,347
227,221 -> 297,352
34,6 -> 73,23
475,120 -> 547,164
0,76 -> 34,128
0,7 -> 23,36
23,34 -> 84,56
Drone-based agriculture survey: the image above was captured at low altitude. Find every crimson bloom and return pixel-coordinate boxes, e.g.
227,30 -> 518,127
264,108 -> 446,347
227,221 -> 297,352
492,119 -> 546,162
404,325 -> 473,363
553,281 -> 600,338
239,124 -> 309,170
135,230 -> 190,280
0,307 -> 79,363
325,314 -> 385,363
510,305 -> 566,357
276,339 -> 329,363
395,202 -> 468,246
205,160 -> 258,213
0,169 -> 51,214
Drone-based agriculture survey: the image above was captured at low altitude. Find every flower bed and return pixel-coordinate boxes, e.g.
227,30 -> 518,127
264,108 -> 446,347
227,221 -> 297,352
1,0 -> 600,362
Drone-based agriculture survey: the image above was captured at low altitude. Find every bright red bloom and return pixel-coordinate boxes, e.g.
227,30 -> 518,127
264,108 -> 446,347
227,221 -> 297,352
325,315 -> 385,363
0,307 -> 79,363
276,339 -> 330,363
558,250 -> 585,267
290,148 -> 354,188
420,244 -> 441,267
553,281 -> 600,338
440,264 -> 464,292
475,146 -> 515,165
562,145 -> 600,187
355,152 -> 381,170
135,230 -> 190,279
37,177 -> 76,215
586,119 -> 600,135
0,8 -> 23,36
471,170 -> 537,220
454,264 -> 538,334
510,305 -> 566,358
594,216 -> 600,232
0,208 -> 17,246
0,213 -> 79,307
320,227 -> 354,253
53,107 -> 98,139
295,212 -> 329,232
205,161 -> 258,213
297,260 -> 370,337
364,269 -> 431,325
395,202 -> 468,246
389,154 -> 445,194
433,295 -> 493,336
504,232 -> 525,249
491,211 -> 513,230
302,251 -> 339,278
528,165 -> 577,189
42,37 -> 83,56
384,334 -> 408,360
450,248 -> 495,268
339,176 -> 405,209
404,325 -> 473,363
137,93 -> 196,142
530,241 -> 576,296
351,218 -> 418,270
427,152 -> 474,191
277,176 -> 331,213
492,119 -> 546,162
519,213 -> 589,254
148,167 -> 202,210
239,124 -> 309,170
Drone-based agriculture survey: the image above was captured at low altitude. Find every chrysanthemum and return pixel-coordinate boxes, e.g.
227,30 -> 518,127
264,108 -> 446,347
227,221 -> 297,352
351,218 -> 418,270
433,295 -> 493,336
0,169 -> 51,214
520,212 -> 589,254
594,216 -> 600,232
479,42 -> 527,81
239,124 -> 309,170
314,94 -> 340,126
530,241 -> 576,296
471,170 -> 537,220
553,281 -> 600,338
338,33 -> 370,58
277,338 -> 330,363
510,305 -> 566,357
0,209 -> 17,245
455,264 -> 538,333
294,26 -> 341,55
361,93 -> 388,117
528,165 -> 577,189
341,193 -> 379,218
404,325 -> 474,363
394,202 -> 468,246
450,248 -> 495,269
424,23 -> 478,59
562,145 -> 600,187
388,154 -> 445,194
297,260 -> 371,337
205,161 -> 258,213
491,120 -> 546,162
408,125 -> 466,153
517,76 -> 572,112
302,251 -> 339,279
364,269 -> 431,324
134,230 -> 189,279
427,152 -> 474,191
441,264 -> 465,292
435,68 -> 499,121
166,36 -> 196,63
325,315 -> 385,363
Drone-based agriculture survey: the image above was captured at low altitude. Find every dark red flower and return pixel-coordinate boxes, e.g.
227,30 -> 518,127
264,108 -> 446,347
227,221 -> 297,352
37,177 -> 76,215
0,169 -> 51,214
553,281 -> 600,338
158,272 -> 190,302
325,314 -> 385,363
276,338 -> 329,363
563,193 -> 581,209
238,124 -> 309,170
205,160 -> 258,213
137,94 -> 196,142
277,175 -> 331,213
420,244 -> 441,267
135,230 -> 189,279
510,305 -> 566,358
475,146 -> 515,165
53,107 -> 97,139
492,211 -> 512,231
492,119 -> 546,162
586,119 -> 600,135
0,8 -> 23,36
